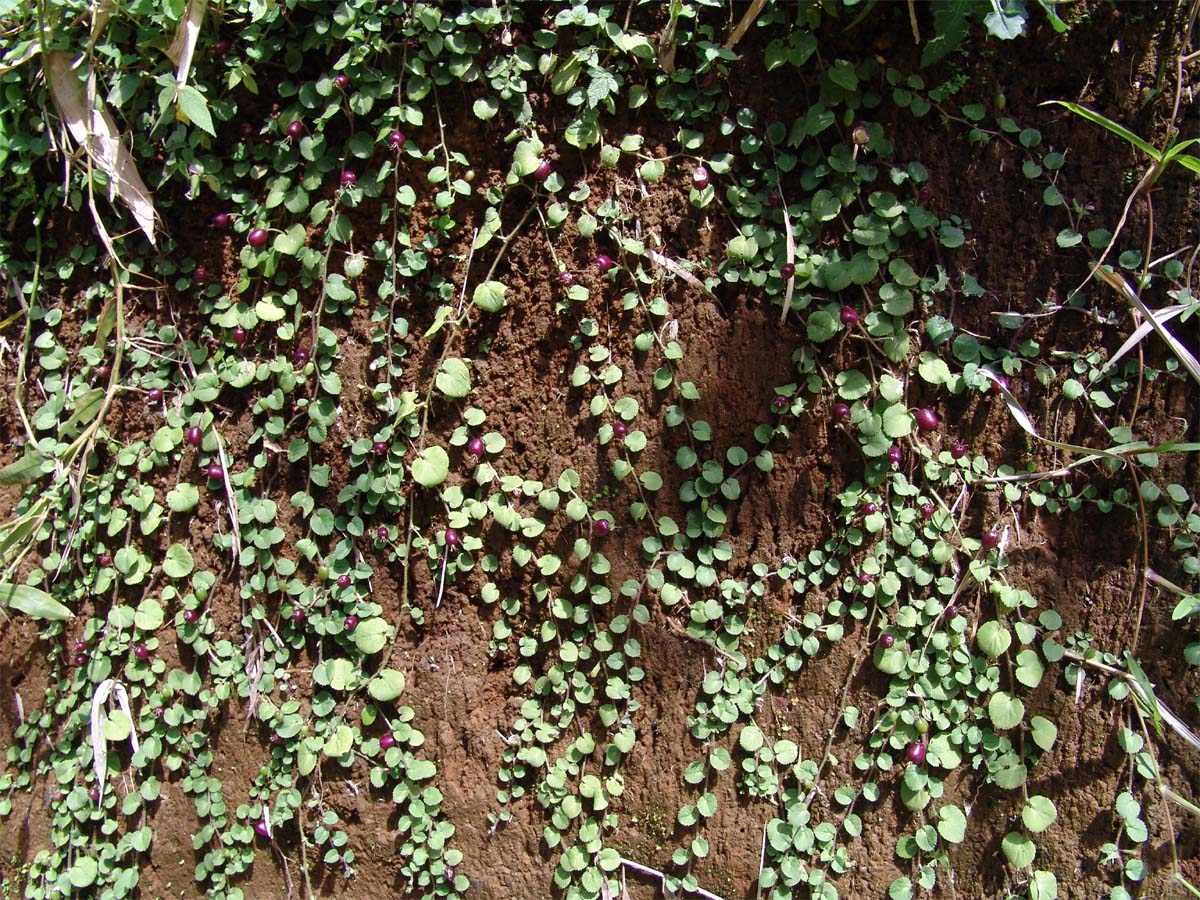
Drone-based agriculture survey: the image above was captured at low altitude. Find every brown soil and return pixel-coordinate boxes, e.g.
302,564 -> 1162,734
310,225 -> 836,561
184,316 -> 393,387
3,3 -> 1200,900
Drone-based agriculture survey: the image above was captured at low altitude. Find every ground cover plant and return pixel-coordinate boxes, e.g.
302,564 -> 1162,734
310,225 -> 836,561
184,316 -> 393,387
0,1 -> 1199,898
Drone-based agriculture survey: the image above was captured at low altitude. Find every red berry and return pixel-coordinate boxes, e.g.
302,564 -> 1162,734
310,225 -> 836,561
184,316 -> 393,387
212,39 -> 231,58
293,347 -> 310,366
467,437 -> 485,456
832,403 -> 851,423
134,644 -> 150,661
534,159 -> 552,179
254,821 -> 270,838
286,120 -> 304,139
74,640 -> 87,652
98,553 -> 112,567
379,734 -> 396,750
74,653 -> 87,666
917,184 -> 933,205
768,193 -> 782,208
594,254 -> 614,272
945,604 -> 960,619
376,526 -> 388,539
593,519 -> 611,537
291,607 -> 305,622
334,73 -> 349,89
780,263 -> 795,279
858,572 -> 872,585
194,266 -> 208,283
880,633 -> 895,648
248,228 -> 268,247
920,502 -> 935,518
185,425 -> 203,447
183,609 -> 200,623
559,271 -> 575,286
337,574 -> 351,588
906,741 -> 927,764
887,446 -> 903,465
95,365 -> 110,381
373,441 -> 389,457
340,170 -> 357,187
692,165 -> 710,189
388,129 -> 406,150
612,421 -> 629,438
863,501 -> 878,515
981,529 -> 1000,550
343,615 -> 359,630
206,464 -> 223,480
772,395 -> 789,411
989,373 -> 1010,393
212,212 -> 231,227
232,326 -> 247,346
914,408 -> 939,432
951,442 -> 968,459
840,306 -> 860,326
445,528 -> 459,547
148,388 -> 164,402
89,787 -> 101,803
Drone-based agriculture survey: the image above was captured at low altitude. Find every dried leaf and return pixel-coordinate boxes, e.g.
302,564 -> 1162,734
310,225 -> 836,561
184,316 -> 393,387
89,679 -> 140,806
779,193 -> 796,325
642,248 -> 713,297
1101,303 -> 1186,374
46,51 -> 157,247
1098,269 -> 1200,386
88,0 -> 117,47
724,0 -> 769,50
165,0 -> 208,92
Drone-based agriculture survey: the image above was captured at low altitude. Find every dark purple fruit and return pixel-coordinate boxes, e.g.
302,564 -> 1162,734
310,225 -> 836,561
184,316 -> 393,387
534,159 -> 552,179
285,120 -> 304,139
914,408 -> 939,432
981,529 -> 1000,550
780,263 -> 795,279
887,446 -> 903,465
343,614 -> 359,630
594,254 -> 614,272
148,388 -> 164,402
445,528 -> 459,547
212,212 -> 231,227
613,421 -> 629,438
906,741 -> 927,764
880,633 -> 895,648
185,425 -> 203,447
593,519 -> 611,536
840,306 -> 860,326
340,170 -> 357,187
248,228 -> 268,247
692,166 -> 710,189
337,574 -> 351,588
183,609 -> 200,623
832,403 -> 851,423
467,437 -> 485,456
334,74 -> 349,89
951,442 -> 968,459
134,644 -> 150,661
206,463 -> 223,480
380,734 -> 396,749
388,130 -> 406,150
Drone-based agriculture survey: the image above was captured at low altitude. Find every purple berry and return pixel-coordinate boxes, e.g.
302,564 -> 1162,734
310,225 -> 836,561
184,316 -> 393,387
880,633 -> 895,648
286,120 -> 304,139
212,39 -> 231,58
206,463 -> 223,480
594,254 -> 614,272
343,615 -> 359,630
337,574 -> 351,588
981,529 -> 1000,550
593,519 -> 611,537
780,263 -> 795,279
194,266 -> 209,283
134,644 -> 150,661
832,403 -> 851,423
388,130 -> 406,150
74,653 -> 87,666
951,442 -> 968,459
534,159 -> 552,179
692,166 -> 710,189
373,441 -> 389,457
89,787 -> 101,803
376,526 -> 388,539
772,395 -> 789,411
232,326 -> 247,346
887,446 -> 903,465
248,228 -> 268,248
148,388 -> 164,402
945,604 -> 960,619
906,741 -> 927,764
183,609 -> 200,623
920,502 -> 935,518
612,421 -> 629,438
917,184 -> 933,205
863,501 -> 878,515
334,73 -> 349,89
98,553 -> 112,567
858,572 -> 872,585
74,640 -> 87,653
559,271 -> 575,286
380,734 -> 396,750
212,212 -> 231,227
914,408 -> 939,432
291,607 -> 305,622
293,347 -> 310,366
340,170 -> 357,187
185,425 -> 203,447
990,373 -> 1010,393
840,306 -> 860,326
467,437 -> 485,456
254,821 -> 270,838
445,528 -> 459,547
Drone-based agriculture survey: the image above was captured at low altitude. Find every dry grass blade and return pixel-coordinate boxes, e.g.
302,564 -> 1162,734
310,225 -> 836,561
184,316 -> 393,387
88,0 -> 117,47
723,0 -> 768,50
779,192 -> 796,325
1098,268 -> 1200,386
165,0 -> 208,90
46,51 -> 157,247
1101,302 -> 1187,375
89,679 -> 140,806
642,248 -> 715,298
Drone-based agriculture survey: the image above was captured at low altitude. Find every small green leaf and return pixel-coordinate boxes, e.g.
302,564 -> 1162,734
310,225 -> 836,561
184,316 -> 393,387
167,483 -> 200,513
988,691 -> 1024,730
162,543 -> 194,579
473,280 -> 508,312
976,620 -> 1011,658
436,358 -> 472,398
738,724 -> 764,753
134,597 -> 164,631
1021,795 -> 1057,833
411,446 -> 449,487
176,84 -> 215,136
937,804 -> 967,843
1001,831 -> 1036,868
354,618 -> 391,654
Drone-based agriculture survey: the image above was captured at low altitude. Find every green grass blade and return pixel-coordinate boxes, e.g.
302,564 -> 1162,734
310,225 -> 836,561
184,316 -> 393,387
1043,100 -> 1161,160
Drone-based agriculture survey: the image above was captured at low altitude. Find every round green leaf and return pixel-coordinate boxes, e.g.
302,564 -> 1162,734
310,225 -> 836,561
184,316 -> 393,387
739,723 -> 764,753
976,620 -> 1012,658
354,617 -> 391,655
435,358 -> 472,398
368,669 -> 406,701
1029,716 -> 1057,751
68,857 -> 98,889
1021,795 -> 1057,833
988,691 -> 1025,730
937,804 -> 967,843
163,543 -> 195,579
1001,831 -> 1036,868
473,280 -> 508,312
411,446 -> 450,487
